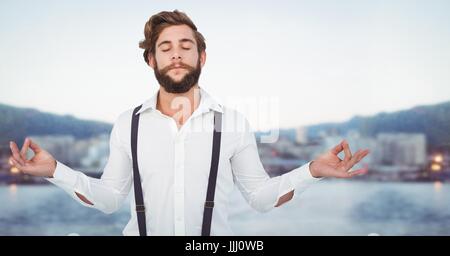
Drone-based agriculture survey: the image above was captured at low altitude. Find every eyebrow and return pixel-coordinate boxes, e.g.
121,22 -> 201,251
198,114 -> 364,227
157,38 -> 195,48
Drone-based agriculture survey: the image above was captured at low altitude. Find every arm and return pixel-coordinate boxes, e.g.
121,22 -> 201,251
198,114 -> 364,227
230,119 -> 321,212
230,120 -> 370,212
274,191 -> 294,207
9,121 -> 133,214
273,140 -> 371,207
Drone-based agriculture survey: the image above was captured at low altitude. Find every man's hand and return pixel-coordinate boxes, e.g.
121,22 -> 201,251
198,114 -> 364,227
309,140 -> 370,178
9,138 -> 57,178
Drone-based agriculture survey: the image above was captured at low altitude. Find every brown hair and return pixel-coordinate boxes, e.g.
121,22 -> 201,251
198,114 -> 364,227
139,10 -> 206,64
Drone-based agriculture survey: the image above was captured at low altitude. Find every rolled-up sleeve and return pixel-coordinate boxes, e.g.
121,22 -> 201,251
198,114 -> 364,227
46,119 -> 132,214
230,119 -> 322,213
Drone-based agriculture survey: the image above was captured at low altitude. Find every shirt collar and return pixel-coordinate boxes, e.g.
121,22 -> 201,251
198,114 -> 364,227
135,87 -> 223,115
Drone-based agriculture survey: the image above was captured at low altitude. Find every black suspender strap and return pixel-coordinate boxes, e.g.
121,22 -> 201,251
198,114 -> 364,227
131,104 -> 147,236
201,111 -> 223,236
131,106 -> 222,236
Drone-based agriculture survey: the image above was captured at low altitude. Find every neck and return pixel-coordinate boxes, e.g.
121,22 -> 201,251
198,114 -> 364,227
157,85 -> 201,127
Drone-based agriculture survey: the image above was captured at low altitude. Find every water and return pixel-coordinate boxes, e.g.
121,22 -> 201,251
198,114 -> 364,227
1,180 -> 450,236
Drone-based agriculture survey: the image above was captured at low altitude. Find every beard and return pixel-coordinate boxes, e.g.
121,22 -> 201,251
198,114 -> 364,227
154,60 -> 202,94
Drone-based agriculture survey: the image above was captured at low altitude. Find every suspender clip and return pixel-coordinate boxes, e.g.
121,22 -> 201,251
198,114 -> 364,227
136,204 -> 146,212
204,201 -> 215,208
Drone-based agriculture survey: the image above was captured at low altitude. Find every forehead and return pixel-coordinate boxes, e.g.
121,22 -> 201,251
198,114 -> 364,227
157,24 -> 196,44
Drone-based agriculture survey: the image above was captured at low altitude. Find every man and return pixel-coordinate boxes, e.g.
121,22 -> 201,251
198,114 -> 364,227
8,10 -> 369,236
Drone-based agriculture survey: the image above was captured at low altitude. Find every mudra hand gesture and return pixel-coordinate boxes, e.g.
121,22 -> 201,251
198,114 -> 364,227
8,138 -> 56,178
310,140 -> 370,178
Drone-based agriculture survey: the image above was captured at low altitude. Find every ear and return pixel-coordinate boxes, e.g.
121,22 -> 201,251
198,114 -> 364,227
148,52 -> 156,69
199,51 -> 206,68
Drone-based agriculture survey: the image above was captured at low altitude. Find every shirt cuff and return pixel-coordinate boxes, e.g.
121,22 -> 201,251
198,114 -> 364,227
45,161 -> 78,188
287,161 -> 323,189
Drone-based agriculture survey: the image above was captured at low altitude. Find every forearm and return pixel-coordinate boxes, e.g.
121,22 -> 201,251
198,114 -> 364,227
75,192 -> 93,205
242,162 -> 321,212
275,191 -> 294,207
46,161 -> 130,214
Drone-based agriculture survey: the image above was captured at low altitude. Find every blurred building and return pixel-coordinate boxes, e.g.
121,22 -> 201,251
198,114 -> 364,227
374,133 -> 427,167
79,134 -> 109,173
295,126 -> 308,145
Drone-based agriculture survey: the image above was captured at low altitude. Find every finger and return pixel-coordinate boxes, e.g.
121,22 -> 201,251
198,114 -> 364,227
331,140 -> 345,155
345,149 -> 370,170
333,169 -> 355,178
10,157 -> 23,170
347,168 -> 368,177
344,150 -> 360,170
29,139 -> 42,154
355,149 -> 370,163
334,167 -> 368,179
10,141 -> 25,165
11,156 -> 34,173
20,138 -> 31,160
342,140 -> 352,162
8,156 -> 15,166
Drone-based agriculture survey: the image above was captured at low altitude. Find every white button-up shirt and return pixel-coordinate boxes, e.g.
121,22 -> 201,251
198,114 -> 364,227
47,88 -> 321,236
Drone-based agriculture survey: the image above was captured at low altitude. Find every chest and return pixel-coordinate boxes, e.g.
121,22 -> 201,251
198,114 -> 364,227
124,112 -> 238,180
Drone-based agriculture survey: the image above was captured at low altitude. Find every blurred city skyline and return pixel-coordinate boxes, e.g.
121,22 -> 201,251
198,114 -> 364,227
1,1 -> 450,235
1,0 -> 450,130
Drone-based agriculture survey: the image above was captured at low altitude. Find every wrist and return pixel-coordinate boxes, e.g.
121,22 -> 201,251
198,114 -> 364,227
49,160 -> 57,178
309,161 -> 321,178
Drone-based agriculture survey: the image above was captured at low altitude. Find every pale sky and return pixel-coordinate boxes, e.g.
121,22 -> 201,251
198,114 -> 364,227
1,0 -> 450,130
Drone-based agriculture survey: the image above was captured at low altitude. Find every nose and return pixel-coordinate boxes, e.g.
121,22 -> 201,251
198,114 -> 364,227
171,53 -> 182,61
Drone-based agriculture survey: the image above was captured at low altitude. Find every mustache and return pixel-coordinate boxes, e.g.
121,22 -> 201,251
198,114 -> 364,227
159,63 -> 195,74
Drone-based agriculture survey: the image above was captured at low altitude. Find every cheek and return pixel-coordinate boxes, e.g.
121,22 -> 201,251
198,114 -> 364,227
154,52 -> 168,66
186,54 -> 201,67
154,59 -> 168,70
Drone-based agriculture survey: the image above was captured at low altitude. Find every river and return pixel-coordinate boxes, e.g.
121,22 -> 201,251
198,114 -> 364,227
1,180 -> 449,236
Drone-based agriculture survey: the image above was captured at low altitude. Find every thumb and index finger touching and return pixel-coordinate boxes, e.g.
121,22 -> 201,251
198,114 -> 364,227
10,137 -> 42,161
331,139 -> 370,166
9,137 -> 43,172
331,140 -> 351,157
